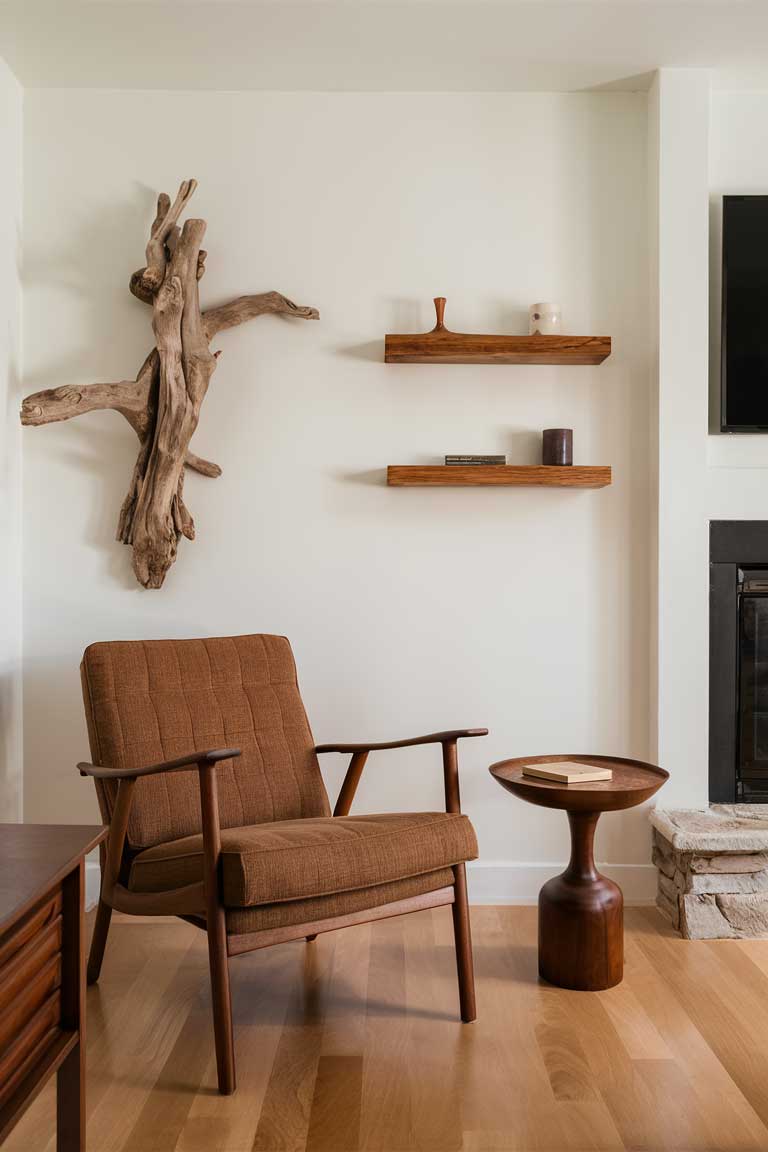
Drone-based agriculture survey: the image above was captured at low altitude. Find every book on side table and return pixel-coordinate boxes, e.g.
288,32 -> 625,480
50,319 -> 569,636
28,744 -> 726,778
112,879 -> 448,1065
522,761 -> 613,784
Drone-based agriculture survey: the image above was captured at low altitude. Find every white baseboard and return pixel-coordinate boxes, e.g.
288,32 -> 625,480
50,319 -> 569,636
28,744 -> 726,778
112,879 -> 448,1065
82,859 -> 658,912
466,861 -> 657,905
85,857 -> 101,910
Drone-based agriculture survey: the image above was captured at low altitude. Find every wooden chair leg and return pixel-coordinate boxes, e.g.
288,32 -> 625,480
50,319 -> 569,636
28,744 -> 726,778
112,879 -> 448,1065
451,863 -> 476,1022
198,762 -> 236,1095
207,908 -> 236,1095
86,898 -> 113,985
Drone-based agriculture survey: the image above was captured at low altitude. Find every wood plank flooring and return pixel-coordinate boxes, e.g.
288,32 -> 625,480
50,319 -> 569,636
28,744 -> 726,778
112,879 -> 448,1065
7,906 -> 768,1151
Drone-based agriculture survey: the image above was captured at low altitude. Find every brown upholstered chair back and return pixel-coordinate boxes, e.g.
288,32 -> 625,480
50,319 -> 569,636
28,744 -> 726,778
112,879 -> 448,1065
80,635 -> 330,849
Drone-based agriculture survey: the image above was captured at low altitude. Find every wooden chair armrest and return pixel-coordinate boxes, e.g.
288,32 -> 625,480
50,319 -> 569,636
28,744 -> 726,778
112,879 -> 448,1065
89,752 -> 234,915
323,729 -> 488,817
315,729 -> 488,754
78,747 -> 241,780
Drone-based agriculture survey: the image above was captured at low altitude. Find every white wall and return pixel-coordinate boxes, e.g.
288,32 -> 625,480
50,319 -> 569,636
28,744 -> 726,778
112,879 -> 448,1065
22,90 -> 654,899
0,56 -> 22,822
652,71 -> 710,810
651,80 -> 768,812
708,89 -> 768,513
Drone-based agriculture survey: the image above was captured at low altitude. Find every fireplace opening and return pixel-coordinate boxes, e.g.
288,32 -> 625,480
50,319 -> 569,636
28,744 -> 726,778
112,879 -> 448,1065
738,571 -> 768,800
710,522 -> 768,801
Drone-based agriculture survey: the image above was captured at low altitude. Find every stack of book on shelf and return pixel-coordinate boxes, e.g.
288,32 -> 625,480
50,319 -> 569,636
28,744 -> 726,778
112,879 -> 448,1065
521,762 -> 613,783
445,455 -> 506,466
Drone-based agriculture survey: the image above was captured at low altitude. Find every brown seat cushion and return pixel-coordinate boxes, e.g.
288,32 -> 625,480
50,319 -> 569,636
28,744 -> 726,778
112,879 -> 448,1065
129,811 -> 477,907
224,870 -> 456,935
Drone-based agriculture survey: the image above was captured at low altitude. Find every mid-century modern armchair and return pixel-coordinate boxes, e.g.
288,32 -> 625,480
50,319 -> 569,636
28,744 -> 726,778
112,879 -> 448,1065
78,634 -> 486,1094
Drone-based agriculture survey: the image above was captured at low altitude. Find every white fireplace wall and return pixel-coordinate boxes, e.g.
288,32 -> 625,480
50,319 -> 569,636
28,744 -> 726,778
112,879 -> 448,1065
708,89 -> 768,515
652,79 -> 768,812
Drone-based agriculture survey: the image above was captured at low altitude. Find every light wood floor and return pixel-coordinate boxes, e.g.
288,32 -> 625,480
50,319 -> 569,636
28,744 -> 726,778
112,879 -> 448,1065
8,906 -> 768,1151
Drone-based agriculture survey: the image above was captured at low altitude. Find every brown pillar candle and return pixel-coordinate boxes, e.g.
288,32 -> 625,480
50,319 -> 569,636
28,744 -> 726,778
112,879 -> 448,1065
542,428 -> 573,466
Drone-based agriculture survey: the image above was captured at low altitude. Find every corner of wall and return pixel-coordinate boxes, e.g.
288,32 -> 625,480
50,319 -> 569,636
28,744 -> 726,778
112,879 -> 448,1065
0,53 -> 23,822
648,72 -> 660,764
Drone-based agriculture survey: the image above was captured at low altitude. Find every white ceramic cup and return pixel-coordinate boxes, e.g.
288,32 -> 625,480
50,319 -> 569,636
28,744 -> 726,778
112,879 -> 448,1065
529,302 -> 562,335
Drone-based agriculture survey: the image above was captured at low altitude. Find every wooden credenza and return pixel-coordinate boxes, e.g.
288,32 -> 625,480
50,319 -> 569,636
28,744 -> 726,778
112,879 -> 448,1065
0,825 -> 107,1151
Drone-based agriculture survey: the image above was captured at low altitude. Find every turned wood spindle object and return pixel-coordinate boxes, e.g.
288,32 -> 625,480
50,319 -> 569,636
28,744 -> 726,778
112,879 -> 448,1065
432,296 -> 447,332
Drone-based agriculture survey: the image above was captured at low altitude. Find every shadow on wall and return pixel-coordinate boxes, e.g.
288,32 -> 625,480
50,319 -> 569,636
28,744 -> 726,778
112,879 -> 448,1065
709,192 -> 723,434
336,426 -> 540,485
567,98 -> 653,864
42,421 -> 142,592
23,183 -> 155,391
1,258 -> 22,822
0,670 -> 22,821
22,650 -> 100,827
337,300 -> 536,363
22,183 -> 182,592
336,468 -> 386,486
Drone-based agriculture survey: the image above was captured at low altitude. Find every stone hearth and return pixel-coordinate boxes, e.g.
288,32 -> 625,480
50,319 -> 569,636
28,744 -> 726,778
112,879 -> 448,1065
651,807 -> 768,938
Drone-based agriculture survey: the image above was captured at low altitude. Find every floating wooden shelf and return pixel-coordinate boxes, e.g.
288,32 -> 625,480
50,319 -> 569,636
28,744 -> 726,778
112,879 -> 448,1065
387,465 -> 612,488
385,298 -> 611,365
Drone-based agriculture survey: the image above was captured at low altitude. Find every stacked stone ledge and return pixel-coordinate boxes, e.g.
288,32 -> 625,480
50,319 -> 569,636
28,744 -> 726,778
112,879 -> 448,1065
651,806 -> 768,939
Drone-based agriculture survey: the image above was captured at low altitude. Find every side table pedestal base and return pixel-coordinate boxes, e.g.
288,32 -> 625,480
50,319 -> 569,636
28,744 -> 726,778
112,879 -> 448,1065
538,870 -> 623,991
538,809 -> 623,991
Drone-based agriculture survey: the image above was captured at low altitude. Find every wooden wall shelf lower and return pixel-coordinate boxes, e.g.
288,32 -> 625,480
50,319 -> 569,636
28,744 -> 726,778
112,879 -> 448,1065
387,465 -> 612,488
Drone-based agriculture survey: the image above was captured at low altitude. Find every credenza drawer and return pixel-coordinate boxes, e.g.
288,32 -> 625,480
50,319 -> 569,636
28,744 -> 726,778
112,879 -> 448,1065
0,916 -> 62,1019
0,825 -> 104,1150
0,889 -> 62,970
0,991 -> 61,1110
0,880 -> 67,1118
0,951 -> 62,1055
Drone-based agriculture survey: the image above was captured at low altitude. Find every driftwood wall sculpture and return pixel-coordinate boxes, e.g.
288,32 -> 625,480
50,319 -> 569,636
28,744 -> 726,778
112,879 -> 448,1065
20,179 -> 318,588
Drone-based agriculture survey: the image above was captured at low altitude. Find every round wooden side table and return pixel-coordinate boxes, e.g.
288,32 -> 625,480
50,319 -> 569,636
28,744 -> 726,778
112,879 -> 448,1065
489,754 -> 668,991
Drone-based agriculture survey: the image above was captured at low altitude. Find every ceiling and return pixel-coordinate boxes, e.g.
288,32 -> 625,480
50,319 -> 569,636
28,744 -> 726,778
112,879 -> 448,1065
1,1 -> 768,92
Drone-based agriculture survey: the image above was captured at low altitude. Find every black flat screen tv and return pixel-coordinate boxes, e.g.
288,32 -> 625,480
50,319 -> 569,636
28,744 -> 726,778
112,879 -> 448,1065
722,195 -> 768,431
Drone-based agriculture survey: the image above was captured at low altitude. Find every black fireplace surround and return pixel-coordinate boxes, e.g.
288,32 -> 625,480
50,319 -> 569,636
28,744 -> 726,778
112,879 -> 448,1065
710,520 -> 768,802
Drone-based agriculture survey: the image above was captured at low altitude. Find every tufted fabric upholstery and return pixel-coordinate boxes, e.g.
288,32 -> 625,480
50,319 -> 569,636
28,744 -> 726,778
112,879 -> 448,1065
80,635 -> 330,850
127,811 -> 478,905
